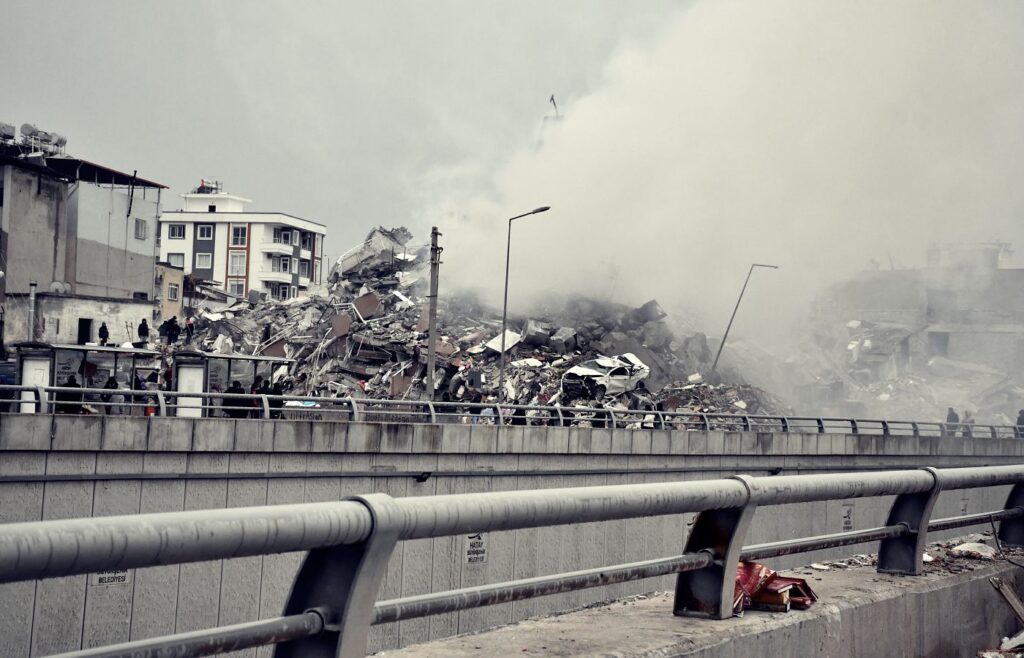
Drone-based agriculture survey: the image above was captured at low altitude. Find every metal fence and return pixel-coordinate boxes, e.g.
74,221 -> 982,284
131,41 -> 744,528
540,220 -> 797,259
1,465 -> 1023,657
0,383 -> 1020,439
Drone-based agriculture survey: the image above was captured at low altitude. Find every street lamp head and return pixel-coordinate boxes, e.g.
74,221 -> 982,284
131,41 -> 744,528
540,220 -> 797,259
532,206 -> 551,214
752,263 -> 779,270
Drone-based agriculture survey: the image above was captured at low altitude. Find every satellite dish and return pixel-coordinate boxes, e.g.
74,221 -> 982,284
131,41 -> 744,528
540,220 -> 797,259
51,133 -> 67,148
0,123 -> 14,140
20,123 -> 38,138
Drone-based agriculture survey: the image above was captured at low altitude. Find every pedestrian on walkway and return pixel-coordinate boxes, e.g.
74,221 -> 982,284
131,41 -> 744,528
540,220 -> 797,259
138,318 -> 150,344
100,376 -> 120,414
945,407 -> 960,437
167,317 -> 181,345
962,410 -> 975,439
98,322 -> 110,346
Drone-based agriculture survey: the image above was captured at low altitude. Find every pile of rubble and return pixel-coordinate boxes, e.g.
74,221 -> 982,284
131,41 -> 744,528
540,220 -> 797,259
187,226 -> 785,414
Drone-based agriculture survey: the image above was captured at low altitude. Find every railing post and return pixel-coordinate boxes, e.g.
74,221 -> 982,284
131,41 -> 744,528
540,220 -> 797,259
998,482 -> 1024,547
674,475 -> 756,619
816,418 -> 825,434
259,394 -> 271,419
741,416 -> 750,431
348,398 -> 361,422
275,493 -> 402,658
554,405 -> 564,427
34,386 -> 46,414
495,403 -> 504,425
880,421 -> 890,437
877,467 -> 941,575
425,401 -> 437,424
780,417 -> 789,432
850,419 -> 859,434
911,422 -> 920,439
154,390 -> 167,417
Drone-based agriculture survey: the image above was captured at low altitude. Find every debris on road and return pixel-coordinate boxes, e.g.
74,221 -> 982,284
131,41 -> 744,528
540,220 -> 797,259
734,561 -> 817,615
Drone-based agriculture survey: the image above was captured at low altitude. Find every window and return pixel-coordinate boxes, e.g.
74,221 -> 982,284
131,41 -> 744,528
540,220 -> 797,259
228,278 -> 246,297
197,224 -> 213,240
207,205 -> 216,213
167,223 -> 185,239
273,228 -> 293,245
290,286 -> 298,299
274,256 -> 291,273
301,232 -> 312,250
314,260 -> 321,284
134,218 -> 148,240
231,225 -> 247,246
167,253 -> 185,268
229,252 -> 246,276
167,283 -> 180,301
195,253 -> 212,269
299,260 -> 310,277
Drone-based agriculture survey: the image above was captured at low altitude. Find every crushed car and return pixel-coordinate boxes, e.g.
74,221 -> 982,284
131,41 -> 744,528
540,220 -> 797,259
560,353 -> 650,400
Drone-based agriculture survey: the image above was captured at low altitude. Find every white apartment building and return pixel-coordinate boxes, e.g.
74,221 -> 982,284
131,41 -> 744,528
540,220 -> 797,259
158,181 -> 326,301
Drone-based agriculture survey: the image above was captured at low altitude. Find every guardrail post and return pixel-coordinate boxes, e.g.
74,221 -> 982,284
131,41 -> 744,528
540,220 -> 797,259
674,475 -> 756,619
850,419 -> 859,434
35,386 -> 47,414
425,401 -> 437,424
259,394 -> 271,419
154,390 -> 167,416
816,418 -> 825,434
998,482 -> 1024,547
911,422 -> 920,439
877,467 -> 941,575
780,417 -> 789,432
276,493 -> 401,658
348,398 -> 361,422
880,421 -> 890,437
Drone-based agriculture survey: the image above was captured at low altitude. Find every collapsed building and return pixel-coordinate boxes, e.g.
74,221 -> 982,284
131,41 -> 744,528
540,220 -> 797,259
187,227 -> 785,417
799,243 -> 1024,423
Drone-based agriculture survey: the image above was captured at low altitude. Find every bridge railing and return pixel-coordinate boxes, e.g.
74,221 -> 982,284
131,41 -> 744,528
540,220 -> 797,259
1,465 -> 1023,657
0,383 -> 1019,439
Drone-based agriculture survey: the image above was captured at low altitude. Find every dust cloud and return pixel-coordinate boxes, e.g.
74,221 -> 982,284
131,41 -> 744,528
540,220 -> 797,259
417,0 -> 1024,348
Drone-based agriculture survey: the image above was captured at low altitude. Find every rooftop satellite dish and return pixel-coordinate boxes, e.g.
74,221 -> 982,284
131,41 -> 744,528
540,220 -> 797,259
0,123 -> 14,140
51,133 -> 67,148
20,123 -> 38,138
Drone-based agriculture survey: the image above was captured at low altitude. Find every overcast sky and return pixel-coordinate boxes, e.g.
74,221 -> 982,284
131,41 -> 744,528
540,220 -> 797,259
5,1 -> 1024,344
2,1 -> 676,260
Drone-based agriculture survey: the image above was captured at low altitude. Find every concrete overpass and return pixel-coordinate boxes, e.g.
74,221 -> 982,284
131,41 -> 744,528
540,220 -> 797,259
1,406 -> 1023,656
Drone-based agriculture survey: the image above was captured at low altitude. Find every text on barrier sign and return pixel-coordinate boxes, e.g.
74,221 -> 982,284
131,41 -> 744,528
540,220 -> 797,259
465,533 -> 487,564
90,569 -> 133,587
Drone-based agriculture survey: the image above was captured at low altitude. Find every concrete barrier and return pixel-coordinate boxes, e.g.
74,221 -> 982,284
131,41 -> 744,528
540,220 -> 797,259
0,415 -> 1022,655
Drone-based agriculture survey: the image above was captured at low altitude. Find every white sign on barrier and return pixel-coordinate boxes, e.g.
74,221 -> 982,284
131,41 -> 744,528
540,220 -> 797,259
90,569 -> 133,587
465,533 -> 487,564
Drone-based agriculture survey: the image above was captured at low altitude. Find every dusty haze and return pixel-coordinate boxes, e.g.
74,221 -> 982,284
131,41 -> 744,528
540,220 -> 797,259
420,0 -> 1024,349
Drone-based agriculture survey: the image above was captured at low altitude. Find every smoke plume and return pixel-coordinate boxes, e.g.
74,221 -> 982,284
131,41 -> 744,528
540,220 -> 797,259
419,0 -> 1024,347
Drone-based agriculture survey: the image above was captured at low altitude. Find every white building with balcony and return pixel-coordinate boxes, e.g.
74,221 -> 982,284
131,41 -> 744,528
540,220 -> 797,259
158,181 -> 326,301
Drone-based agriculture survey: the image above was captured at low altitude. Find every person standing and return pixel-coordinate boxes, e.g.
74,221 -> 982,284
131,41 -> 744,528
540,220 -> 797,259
138,318 -> 150,345
1016,409 -> 1024,438
945,407 -> 960,437
98,322 -> 110,346
185,317 -> 195,344
167,317 -> 181,345
962,411 -> 975,439
101,376 -> 120,414
55,375 -> 83,415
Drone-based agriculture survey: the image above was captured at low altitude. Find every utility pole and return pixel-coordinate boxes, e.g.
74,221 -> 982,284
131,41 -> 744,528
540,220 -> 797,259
426,227 -> 442,400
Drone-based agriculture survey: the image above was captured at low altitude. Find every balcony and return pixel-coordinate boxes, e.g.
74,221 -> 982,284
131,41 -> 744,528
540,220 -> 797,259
261,242 -> 294,256
300,248 -> 312,260
259,271 -> 293,284
299,276 -> 311,288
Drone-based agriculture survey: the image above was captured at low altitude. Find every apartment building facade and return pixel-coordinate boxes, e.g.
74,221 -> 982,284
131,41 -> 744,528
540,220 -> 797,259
158,181 -> 326,301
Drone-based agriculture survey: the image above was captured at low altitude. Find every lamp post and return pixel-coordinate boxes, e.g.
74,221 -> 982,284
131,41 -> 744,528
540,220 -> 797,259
710,263 -> 778,373
497,206 -> 551,402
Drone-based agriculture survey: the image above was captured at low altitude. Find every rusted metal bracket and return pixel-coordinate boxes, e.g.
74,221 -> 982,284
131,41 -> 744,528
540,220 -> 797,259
998,482 -> 1024,546
275,493 -> 401,658
877,467 -> 941,575
674,475 -> 756,619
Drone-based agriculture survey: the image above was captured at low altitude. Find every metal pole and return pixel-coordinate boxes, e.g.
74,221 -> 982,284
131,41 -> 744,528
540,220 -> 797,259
710,263 -> 777,373
27,280 -> 37,342
426,227 -> 442,400
497,219 -> 513,403
497,206 -> 550,403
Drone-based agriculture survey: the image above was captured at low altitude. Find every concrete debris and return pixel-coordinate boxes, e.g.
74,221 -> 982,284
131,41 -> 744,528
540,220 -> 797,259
951,542 -> 998,560
186,228 -> 783,409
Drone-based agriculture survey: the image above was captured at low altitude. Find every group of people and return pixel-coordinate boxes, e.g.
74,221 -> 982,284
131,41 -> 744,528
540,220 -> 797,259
135,317 -> 194,346
53,373 -> 160,415
221,376 -> 285,419
944,407 -> 1024,438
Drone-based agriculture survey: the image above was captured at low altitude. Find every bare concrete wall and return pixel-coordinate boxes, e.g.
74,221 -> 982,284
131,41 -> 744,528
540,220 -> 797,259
0,417 -> 1020,655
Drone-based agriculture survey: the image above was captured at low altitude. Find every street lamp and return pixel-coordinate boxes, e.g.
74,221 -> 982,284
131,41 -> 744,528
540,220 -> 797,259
710,263 -> 778,373
497,206 -> 551,402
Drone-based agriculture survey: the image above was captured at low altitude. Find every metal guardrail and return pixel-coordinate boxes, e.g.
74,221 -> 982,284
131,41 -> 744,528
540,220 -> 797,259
1,465 -> 1024,657
0,384 -> 1019,439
